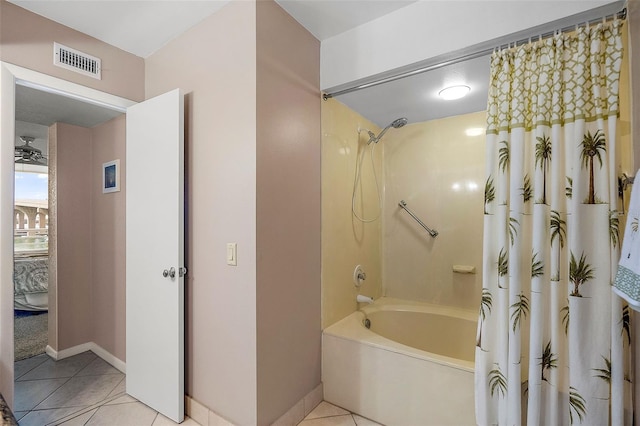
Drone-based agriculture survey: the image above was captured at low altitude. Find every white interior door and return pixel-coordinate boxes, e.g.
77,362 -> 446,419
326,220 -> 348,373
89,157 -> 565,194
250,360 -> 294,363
126,89 -> 184,423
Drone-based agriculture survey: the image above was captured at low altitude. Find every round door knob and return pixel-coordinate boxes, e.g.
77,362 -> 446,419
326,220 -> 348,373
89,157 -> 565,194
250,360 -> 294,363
162,269 -> 169,277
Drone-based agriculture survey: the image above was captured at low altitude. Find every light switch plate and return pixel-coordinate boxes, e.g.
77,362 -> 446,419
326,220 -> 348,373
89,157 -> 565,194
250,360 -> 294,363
227,243 -> 237,266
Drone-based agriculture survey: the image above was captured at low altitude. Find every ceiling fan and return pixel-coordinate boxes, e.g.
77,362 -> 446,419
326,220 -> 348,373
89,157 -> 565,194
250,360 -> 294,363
15,136 -> 47,166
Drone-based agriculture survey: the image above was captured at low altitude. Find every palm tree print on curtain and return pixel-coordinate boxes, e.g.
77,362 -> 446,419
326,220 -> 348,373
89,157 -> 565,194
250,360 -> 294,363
580,130 -> 607,204
475,20 -> 633,425
535,134 -> 552,204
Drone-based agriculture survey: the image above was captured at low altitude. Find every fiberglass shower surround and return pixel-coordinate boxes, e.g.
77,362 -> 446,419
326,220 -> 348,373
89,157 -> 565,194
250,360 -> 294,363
352,117 -> 408,223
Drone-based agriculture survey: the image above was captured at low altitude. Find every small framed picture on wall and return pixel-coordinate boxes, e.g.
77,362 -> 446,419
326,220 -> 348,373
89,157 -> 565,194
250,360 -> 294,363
102,159 -> 120,193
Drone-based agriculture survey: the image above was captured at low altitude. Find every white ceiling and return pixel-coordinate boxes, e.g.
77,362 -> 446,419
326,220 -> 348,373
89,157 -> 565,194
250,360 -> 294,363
274,0 -> 417,41
8,0 -> 415,56
7,0 -> 232,58
9,0 -> 430,128
337,54 -> 491,127
16,84 -> 123,128
6,1 -> 620,129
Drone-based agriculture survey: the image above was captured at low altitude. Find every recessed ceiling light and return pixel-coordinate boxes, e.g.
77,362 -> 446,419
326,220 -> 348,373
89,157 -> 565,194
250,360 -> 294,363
438,85 -> 471,101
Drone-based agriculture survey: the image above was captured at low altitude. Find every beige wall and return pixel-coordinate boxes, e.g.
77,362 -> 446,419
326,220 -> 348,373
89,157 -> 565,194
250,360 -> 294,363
91,115 -> 126,361
321,99 -> 383,328
48,117 -> 126,361
145,2 -> 258,424
51,123 -> 93,349
147,1 -> 322,423
382,112 -> 485,311
255,1 -> 320,424
0,0 -> 144,102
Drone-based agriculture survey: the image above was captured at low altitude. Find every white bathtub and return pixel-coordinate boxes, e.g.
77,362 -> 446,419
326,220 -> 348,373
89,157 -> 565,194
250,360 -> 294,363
322,297 -> 477,426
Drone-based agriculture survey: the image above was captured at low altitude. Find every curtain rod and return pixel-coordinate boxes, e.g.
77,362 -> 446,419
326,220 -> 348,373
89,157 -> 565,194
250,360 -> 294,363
322,6 -> 627,101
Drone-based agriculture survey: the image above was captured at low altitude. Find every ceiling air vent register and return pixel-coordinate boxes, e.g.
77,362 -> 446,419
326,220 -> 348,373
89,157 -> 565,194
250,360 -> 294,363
53,42 -> 101,80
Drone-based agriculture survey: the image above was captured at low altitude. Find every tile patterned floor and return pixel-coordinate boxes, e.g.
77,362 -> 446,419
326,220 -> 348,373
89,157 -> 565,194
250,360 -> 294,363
15,352 -> 380,426
14,351 -> 199,426
298,402 -> 382,426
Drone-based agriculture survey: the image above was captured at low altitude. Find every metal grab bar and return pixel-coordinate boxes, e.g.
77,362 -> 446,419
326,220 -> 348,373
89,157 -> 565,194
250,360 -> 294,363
398,200 -> 438,238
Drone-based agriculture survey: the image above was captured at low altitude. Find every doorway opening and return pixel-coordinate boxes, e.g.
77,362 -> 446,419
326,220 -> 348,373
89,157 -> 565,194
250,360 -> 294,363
13,81 -> 124,362
14,123 -> 50,362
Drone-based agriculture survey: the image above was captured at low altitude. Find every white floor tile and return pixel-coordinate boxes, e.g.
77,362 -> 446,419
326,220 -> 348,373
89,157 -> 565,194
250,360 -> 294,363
14,378 -> 69,411
14,354 -> 49,380
153,414 -> 201,425
14,351 -> 175,426
304,401 -> 350,420
55,408 -> 99,425
18,406 -> 89,426
76,357 -> 122,377
19,352 -> 96,381
85,401 -> 158,425
352,414 -> 383,426
107,376 -> 126,398
105,394 -> 139,405
299,414 -> 356,426
36,374 -> 124,409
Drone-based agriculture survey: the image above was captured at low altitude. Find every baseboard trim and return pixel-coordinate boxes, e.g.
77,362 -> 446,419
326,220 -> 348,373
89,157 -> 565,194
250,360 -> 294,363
185,395 -> 235,426
45,342 -> 126,373
45,344 -> 57,360
272,383 -> 323,426
184,388 -> 325,426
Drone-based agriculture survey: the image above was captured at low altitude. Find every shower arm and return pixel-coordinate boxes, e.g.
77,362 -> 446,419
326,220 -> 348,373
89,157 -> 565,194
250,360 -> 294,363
398,200 -> 438,238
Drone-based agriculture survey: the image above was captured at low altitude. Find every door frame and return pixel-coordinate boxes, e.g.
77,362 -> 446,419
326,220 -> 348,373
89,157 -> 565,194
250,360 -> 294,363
0,62 -> 135,407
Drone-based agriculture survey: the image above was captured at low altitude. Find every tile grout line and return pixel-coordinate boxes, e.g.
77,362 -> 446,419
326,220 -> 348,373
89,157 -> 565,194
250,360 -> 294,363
17,351 -> 168,426
15,355 -> 49,380
45,405 -> 95,426
16,375 -> 76,383
310,414 -> 352,418
20,376 -> 72,413
51,404 -> 101,426
46,389 -> 129,425
18,352 -> 125,423
305,413 -> 356,420
18,357 -> 97,383
82,406 -> 100,426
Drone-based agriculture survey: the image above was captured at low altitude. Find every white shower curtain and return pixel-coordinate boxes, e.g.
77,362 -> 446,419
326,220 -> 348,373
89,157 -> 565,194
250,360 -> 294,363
476,20 -> 633,425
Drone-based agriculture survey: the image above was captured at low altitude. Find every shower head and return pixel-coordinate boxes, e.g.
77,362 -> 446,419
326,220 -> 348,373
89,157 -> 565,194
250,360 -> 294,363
391,117 -> 408,129
368,117 -> 409,144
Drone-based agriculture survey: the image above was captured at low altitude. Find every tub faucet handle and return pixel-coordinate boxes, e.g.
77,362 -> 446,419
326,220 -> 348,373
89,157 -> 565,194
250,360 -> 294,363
353,265 -> 366,288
